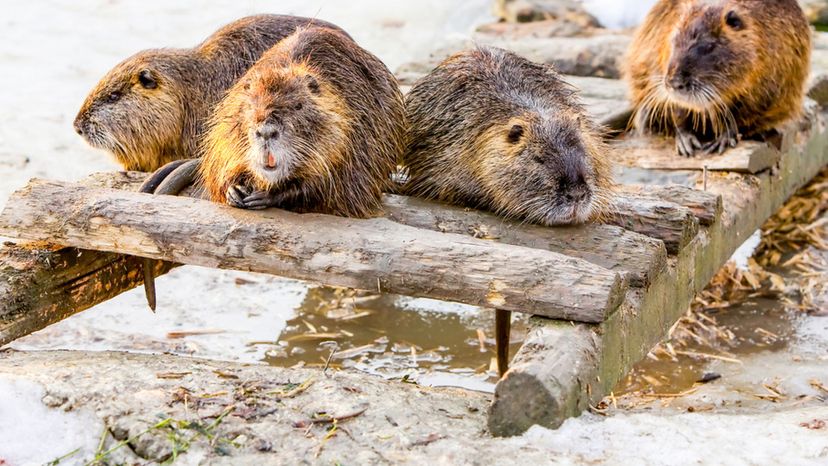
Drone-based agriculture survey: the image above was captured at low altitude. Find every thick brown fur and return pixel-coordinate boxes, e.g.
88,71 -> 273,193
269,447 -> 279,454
625,0 -> 811,156
403,46 -> 613,226
74,15 -> 348,172
198,27 -> 405,218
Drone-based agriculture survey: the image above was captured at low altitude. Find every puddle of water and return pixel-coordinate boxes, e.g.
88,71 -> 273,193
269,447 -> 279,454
259,287 -> 527,391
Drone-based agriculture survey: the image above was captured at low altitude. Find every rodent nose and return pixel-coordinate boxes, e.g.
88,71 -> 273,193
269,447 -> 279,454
255,126 -> 279,140
73,118 -> 84,136
669,75 -> 688,91
668,68 -> 692,92
558,172 -> 590,204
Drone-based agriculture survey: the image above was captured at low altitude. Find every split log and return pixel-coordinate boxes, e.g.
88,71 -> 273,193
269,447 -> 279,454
607,195 -> 699,254
488,318 -> 600,436
616,184 -> 723,226
0,245 -> 175,346
0,179 -> 629,322
382,194 -> 666,287
611,136 -> 781,174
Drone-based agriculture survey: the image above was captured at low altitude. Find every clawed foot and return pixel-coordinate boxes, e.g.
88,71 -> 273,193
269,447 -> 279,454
676,128 -> 739,157
701,132 -> 739,155
676,128 -> 703,157
227,185 -> 278,210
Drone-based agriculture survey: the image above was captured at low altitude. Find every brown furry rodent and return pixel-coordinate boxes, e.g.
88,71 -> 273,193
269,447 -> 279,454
625,0 -> 811,157
402,46 -> 612,226
197,26 -> 405,217
73,15 -> 348,171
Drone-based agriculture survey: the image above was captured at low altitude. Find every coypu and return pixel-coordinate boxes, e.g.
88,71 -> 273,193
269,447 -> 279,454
402,46 -> 613,227
139,26 -> 405,309
625,0 -> 811,157
73,15 -> 349,172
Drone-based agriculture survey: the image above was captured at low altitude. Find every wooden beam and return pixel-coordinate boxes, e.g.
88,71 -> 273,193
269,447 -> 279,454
611,136 -> 781,174
382,194 -> 666,287
0,180 -> 628,322
0,244 -> 175,346
616,184 -> 722,226
607,194 -> 699,254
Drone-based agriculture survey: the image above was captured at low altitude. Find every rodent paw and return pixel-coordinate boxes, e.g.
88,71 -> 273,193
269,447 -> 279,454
702,132 -> 739,156
676,131 -> 702,157
240,190 -> 278,210
227,185 -> 253,208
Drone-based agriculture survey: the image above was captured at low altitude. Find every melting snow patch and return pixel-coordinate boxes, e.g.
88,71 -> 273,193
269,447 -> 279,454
0,376 -> 101,466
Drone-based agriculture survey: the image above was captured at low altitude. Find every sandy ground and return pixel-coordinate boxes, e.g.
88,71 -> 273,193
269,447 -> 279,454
1,1 -> 827,465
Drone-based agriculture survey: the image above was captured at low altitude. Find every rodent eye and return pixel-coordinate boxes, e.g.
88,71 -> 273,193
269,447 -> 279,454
107,91 -> 121,103
138,70 -> 157,89
507,124 -> 524,144
294,103 -> 303,111
307,76 -> 320,94
725,11 -> 744,30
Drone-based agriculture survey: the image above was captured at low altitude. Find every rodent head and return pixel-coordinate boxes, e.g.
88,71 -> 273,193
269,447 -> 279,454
233,64 -> 349,188
73,50 -> 189,170
473,112 -> 611,225
663,2 -> 758,110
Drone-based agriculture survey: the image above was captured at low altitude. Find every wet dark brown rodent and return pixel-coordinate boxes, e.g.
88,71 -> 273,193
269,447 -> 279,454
73,15 -> 348,171
402,46 -> 613,226
197,26 -> 405,217
625,0 -> 811,157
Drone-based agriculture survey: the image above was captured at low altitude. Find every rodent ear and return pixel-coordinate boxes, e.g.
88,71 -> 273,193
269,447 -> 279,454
138,70 -> 158,89
306,76 -> 321,95
507,124 -> 525,144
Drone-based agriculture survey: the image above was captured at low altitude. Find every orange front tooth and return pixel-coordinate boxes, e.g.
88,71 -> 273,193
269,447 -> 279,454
267,152 -> 277,168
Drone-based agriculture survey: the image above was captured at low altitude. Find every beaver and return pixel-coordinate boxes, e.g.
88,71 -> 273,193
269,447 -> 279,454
402,46 -> 613,227
625,0 -> 811,157
73,15 -> 349,172
138,26 -> 405,310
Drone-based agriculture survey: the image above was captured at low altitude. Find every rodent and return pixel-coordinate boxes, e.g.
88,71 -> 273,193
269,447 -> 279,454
402,46 -> 613,226
197,26 -> 405,217
73,14 -> 349,172
624,0 -> 811,157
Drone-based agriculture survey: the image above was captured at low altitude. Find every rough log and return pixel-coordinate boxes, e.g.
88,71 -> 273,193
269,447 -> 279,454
607,194 -> 699,254
616,184 -> 723,226
488,319 -> 601,435
611,136 -> 781,174
0,179 -> 628,322
0,245 -> 175,346
382,194 -> 666,287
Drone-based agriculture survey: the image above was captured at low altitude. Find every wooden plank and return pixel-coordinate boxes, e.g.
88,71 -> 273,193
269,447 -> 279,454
616,184 -> 722,226
607,194 -> 699,254
611,135 -> 781,174
0,180 -> 628,322
382,194 -> 666,287
0,245 -> 176,346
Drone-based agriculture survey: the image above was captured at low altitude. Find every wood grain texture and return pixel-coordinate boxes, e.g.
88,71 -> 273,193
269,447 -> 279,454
616,184 -> 722,226
383,194 -> 666,287
0,245 -> 175,346
608,194 -> 699,254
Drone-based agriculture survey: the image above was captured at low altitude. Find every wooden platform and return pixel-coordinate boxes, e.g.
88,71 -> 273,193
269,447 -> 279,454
1,75 -> 826,437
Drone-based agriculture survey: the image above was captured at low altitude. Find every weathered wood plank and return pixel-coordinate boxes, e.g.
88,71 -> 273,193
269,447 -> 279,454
382,194 -> 666,287
0,180 -> 628,322
616,184 -> 722,226
0,245 -> 175,346
607,194 -> 699,254
611,135 -> 781,174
